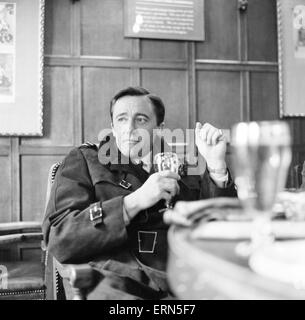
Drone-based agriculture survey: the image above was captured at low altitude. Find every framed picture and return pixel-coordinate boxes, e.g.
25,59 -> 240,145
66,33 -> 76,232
124,0 -> 205,41
277,0 -> 305,117
0,0 -> 45,136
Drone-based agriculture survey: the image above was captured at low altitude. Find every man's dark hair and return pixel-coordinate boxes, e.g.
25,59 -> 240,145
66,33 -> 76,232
110,86 -> 165,126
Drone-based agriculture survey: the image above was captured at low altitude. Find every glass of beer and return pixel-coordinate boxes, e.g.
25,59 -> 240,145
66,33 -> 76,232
154,152 -> 180,210
231,121 -> 292,256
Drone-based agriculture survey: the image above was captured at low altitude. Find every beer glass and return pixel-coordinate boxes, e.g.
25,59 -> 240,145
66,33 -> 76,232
231,121 -> 292,256
154,152 -> 180,210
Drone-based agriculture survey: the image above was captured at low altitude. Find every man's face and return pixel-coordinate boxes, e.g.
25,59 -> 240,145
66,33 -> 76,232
111,95 -> 159,160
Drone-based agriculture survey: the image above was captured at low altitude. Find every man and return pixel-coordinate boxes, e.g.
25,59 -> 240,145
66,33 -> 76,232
43,86 -> 237,300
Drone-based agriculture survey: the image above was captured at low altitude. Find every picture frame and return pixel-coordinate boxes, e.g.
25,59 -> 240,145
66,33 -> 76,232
124,0 -> 205,41
277,0 -> 305,117
0,0 -> 45,136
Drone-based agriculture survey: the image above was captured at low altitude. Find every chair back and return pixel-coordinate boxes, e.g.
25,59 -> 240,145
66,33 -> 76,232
292,160 -> 305,189
301,160 -> 305,190
43,162 -> 64,300
43,161 -> 99,300
44,162 -> 62,214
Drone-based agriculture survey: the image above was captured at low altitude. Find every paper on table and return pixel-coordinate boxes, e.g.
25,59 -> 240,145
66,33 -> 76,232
191,221 -> 305,240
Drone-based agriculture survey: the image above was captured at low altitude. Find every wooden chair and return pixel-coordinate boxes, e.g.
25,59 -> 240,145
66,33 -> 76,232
0,162 -> 97,300
292,160 -> 305,189
44,163 -> 98,300
0,222 -> 45,299
301,160 -> 305,190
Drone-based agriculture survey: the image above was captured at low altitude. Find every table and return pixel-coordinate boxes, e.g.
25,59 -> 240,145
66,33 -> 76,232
167,225 -> 305,300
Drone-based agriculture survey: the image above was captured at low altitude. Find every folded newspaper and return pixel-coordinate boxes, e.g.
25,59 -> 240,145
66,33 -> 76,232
189,191 -> 305,240
191,220 -> 305,240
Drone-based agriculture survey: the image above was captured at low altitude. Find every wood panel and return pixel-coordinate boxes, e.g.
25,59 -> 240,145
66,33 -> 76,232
287,118 -> 305,183
20,247 -> 42,261
196,0 -> 239,60
288,118 -> 305,146
81,0 -> 133,57
197,71 -> 241,129
0,138 -> 10,145
141,40 -> 187,60
141,69 -> 188,130
249,72 -> 279,120
83,67 -> 132,143
44,0 -> 72,55
21,67 -> 74,146
0,156 -> 11,223
299,149 -> 305,164
247,0 -> 278,61
21,155 -> 66,222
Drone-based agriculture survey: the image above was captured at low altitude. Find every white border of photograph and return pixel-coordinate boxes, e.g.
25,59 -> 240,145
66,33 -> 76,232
277,0 -> 305,117
0,0 -> 45,136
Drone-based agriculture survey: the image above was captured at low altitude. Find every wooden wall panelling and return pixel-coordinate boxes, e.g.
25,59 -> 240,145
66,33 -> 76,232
21,67 -> 74,147
73,66 -> 83,146
0,138 -> 10,145
141,69 -> 189,131
299,147 -> 305,164
83,67 -> 132,143
249,72 -> 279,120
10,139 -> 20,222
238,0 -> 250,122
21,155 -> 66,222
196,70 -> 241,129
0,156 -> 11,223
284,118 -> 305,179
187,42 -> 197,129
131,38 -> 141,85
44,0 -> 72,55
240,71 -> 251,122
141,40 -> 187,61
19,246 -> 42,261
71,0 -> 82,146
288,119 -> 305,146
0,145 -> 9,156
247,0 -> 278,62
196,0 -> 239,60
81,0 -> 133,57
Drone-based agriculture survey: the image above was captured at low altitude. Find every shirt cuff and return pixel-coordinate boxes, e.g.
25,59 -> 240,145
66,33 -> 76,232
209,171 -> 229,188
122,199 -> 131,225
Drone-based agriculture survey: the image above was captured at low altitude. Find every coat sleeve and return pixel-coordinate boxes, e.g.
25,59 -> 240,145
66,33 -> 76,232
199,168 -> 237,199
42,148 -> 128,263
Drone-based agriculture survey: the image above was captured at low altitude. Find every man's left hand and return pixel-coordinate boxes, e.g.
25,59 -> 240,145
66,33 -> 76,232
195,122 -> 227,169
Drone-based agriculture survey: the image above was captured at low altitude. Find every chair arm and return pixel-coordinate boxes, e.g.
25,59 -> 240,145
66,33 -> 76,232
0,232 -> 43,245
55,259 -> 96,288
54,259 -> 97,299
0,221 -> 42,233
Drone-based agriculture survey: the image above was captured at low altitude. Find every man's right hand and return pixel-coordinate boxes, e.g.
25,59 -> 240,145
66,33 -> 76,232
123,171 -> 181,220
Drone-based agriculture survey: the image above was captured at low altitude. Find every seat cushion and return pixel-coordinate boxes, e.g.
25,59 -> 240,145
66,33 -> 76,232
0,261 -> 45,299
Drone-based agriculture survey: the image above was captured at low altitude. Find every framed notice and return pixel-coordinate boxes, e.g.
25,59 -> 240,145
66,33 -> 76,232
124,0 -> 205,41
0,0 -> 45,136
277,0 -> 305,117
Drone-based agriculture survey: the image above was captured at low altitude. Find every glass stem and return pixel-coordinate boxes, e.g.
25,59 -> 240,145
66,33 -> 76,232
251,212 -> 274,252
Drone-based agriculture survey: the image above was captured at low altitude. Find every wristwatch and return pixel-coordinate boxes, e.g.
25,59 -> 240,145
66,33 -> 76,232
207,166 -> 227,175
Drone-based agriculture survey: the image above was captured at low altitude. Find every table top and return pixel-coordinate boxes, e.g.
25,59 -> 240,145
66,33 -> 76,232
167,225 -> 305,300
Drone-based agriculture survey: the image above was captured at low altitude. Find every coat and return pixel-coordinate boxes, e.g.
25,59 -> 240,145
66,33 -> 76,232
42,134 -> 237,299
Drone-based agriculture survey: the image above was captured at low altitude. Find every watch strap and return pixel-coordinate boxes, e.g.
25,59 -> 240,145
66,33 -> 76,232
207,166 -> 227,175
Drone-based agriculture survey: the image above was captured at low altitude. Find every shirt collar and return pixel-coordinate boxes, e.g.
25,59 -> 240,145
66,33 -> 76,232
98,133 -> 171,173
134,151 -> 152,173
